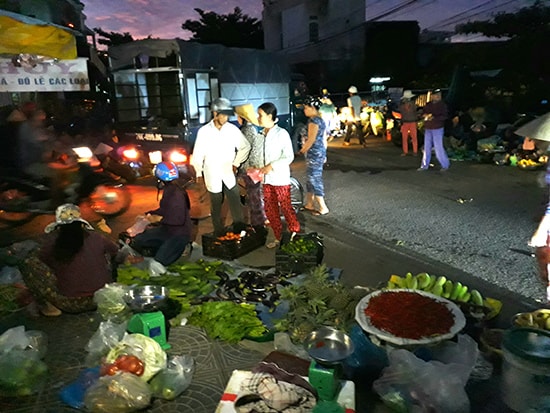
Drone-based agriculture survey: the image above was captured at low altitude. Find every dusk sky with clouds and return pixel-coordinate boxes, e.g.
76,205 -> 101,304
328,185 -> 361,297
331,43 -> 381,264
81,0 -> 533,40
82,0 -> 263,40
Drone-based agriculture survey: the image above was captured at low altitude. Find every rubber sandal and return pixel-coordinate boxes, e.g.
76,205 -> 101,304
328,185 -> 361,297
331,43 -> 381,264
266,240 -> 280,249
40,302 -> 61,317
300,206 -> 316,212
312,210 -> 329,216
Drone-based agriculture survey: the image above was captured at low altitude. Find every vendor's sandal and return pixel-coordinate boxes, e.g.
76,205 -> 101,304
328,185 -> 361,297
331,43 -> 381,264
300,205 -> 316,212
40,302 -> 61,317
266,240 -> 280,249
312,210 -> 329,216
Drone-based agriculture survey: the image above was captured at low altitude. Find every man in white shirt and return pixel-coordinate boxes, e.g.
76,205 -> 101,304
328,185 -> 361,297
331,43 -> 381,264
191,98 -> 251,235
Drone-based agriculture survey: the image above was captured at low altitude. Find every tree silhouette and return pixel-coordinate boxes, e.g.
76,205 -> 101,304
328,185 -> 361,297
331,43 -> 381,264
181,7 -> 263,49
93,28 -> 135,47
456,1 -> 550,81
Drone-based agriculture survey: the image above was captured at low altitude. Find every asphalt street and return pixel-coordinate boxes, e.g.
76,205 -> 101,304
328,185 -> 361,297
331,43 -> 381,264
0,135 -> 543,325
0,134 -> 543,412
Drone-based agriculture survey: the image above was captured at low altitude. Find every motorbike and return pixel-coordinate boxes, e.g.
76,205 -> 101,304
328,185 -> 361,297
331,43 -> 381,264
98,141 -> 192,183
0,146 -> 131,224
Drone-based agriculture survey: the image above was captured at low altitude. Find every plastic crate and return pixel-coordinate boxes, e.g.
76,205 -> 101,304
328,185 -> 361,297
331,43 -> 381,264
202,226 -> 267,260
275,232 -> 324,274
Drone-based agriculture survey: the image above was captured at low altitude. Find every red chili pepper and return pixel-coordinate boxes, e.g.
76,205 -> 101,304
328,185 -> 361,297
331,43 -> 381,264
364,291 -> 455,340
316,341 -> 325,348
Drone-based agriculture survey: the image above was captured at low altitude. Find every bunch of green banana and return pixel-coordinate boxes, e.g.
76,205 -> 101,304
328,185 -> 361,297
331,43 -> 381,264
386,272 -> 484,307
513,309 -> 550,330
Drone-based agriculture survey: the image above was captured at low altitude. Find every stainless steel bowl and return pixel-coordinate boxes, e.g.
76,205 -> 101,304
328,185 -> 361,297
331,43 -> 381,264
124,285 -> 169,313
304,326 -> 354,365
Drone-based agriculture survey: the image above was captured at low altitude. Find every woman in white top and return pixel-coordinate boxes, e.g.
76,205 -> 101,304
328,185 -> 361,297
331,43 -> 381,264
257,102 -> 301,248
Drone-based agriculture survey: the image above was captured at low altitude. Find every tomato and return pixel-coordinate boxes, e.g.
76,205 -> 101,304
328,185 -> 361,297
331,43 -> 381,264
100,363 -> 119,376
113,354 -> 145,376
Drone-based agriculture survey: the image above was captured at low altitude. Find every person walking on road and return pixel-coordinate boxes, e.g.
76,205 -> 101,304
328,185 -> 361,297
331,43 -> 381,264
418,89 -> 450,171
343,85 -> 366,147
398,90 -> 419,156
300,96 -> 329,216
234,103 -> 267,228
257,102 -> 301,248
191,98 -> 251,236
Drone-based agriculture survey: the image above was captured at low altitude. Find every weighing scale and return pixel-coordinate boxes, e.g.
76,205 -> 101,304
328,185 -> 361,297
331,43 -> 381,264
304,326 -> 354,412
125,286 -> 171,350
127,311 -> 170,350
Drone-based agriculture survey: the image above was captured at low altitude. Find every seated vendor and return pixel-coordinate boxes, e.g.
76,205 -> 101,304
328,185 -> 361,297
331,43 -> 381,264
19,203 -> 121,316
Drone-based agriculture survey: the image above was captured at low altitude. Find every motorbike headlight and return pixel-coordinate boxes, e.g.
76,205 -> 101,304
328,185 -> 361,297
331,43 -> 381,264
72,146 -> 93,161
148,151 -> 162,165
169,149 -> 188,164
121,146 -> 139,160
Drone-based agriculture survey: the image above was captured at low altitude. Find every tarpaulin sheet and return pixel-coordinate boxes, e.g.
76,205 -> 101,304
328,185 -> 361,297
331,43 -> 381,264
109,39 -> 290,83
0,10 -> 77,60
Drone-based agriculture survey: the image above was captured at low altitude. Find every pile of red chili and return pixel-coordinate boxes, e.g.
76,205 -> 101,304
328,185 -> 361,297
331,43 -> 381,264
364,291 -> 455,340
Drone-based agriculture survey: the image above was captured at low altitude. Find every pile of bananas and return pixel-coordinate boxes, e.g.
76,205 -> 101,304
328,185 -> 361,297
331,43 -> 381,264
518,159 -> 542,168
386,272 -> 484,306
513,309 -> 550,330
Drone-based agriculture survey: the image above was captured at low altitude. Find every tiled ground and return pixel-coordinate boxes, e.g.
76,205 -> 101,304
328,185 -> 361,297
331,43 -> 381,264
0,309 -> 270,413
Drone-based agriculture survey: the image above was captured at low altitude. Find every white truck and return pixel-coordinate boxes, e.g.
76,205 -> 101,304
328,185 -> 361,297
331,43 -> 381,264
108,39 -> 292,155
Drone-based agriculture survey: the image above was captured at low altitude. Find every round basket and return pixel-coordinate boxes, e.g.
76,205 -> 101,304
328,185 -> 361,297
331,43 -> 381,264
355,289 -> 466,347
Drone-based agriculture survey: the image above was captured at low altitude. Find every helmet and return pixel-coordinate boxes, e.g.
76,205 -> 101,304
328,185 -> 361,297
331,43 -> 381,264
303,95 -> 322,110
154,161 -> 179,182
210,97 -> 234,115
348,85 -> 358,94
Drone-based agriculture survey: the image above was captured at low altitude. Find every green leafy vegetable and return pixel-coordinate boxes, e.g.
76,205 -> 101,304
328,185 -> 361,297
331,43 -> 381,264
188,301 -> 268,343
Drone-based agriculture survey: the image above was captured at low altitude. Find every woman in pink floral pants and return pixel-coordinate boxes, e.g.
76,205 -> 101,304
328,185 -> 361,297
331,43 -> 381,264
257,102 -> 300,248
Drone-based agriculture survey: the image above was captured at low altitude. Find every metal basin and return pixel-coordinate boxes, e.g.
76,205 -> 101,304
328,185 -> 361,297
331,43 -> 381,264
124,285 -> 169,313
304,326 -> 354,365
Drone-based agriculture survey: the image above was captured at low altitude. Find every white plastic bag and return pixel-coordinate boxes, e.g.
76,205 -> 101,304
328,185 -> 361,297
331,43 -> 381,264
84,372 -> 152,413
149,355 -> 195,400
373,334 -> 478,413
85,320 -> 128,366
126,215 -> 150,237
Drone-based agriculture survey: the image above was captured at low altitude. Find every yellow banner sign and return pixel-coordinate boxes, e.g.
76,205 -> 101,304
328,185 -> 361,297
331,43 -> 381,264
0,14 -> 77,60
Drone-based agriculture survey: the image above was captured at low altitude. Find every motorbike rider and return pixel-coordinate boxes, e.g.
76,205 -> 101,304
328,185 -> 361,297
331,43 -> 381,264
129,161 -> 193,271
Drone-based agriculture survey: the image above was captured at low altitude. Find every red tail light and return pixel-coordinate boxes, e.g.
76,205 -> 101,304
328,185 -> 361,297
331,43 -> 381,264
169,150 -> 187,164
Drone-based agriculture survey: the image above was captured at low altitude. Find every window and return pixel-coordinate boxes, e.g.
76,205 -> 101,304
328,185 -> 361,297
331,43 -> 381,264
309,16 -> 319,43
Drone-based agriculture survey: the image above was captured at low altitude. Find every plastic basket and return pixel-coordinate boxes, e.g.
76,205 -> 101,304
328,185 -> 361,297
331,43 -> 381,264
275,232 -> 324,274
202,227 -> 267,260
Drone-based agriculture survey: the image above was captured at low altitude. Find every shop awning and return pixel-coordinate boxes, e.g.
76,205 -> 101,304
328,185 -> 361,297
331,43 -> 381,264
0,10 -> 77,60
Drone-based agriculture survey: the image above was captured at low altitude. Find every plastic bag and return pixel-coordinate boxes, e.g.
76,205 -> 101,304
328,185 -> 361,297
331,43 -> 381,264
0,328 -> 48,396
85,320 -> 128,366
0,265 -> 23,284
59,367 -> 101,409
143,257 -> 167,277
84,372 -> 152,413
0,325 -> 29,353
149,355 -> 194,400
94,283 -> 132,323
126,215 -> 150,237
105,333 -> 167,382
372,334 -> 478,413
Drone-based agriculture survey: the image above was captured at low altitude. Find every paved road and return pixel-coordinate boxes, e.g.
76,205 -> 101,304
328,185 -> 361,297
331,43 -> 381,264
1,136 -> 543,317
1,136 -> 542,412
